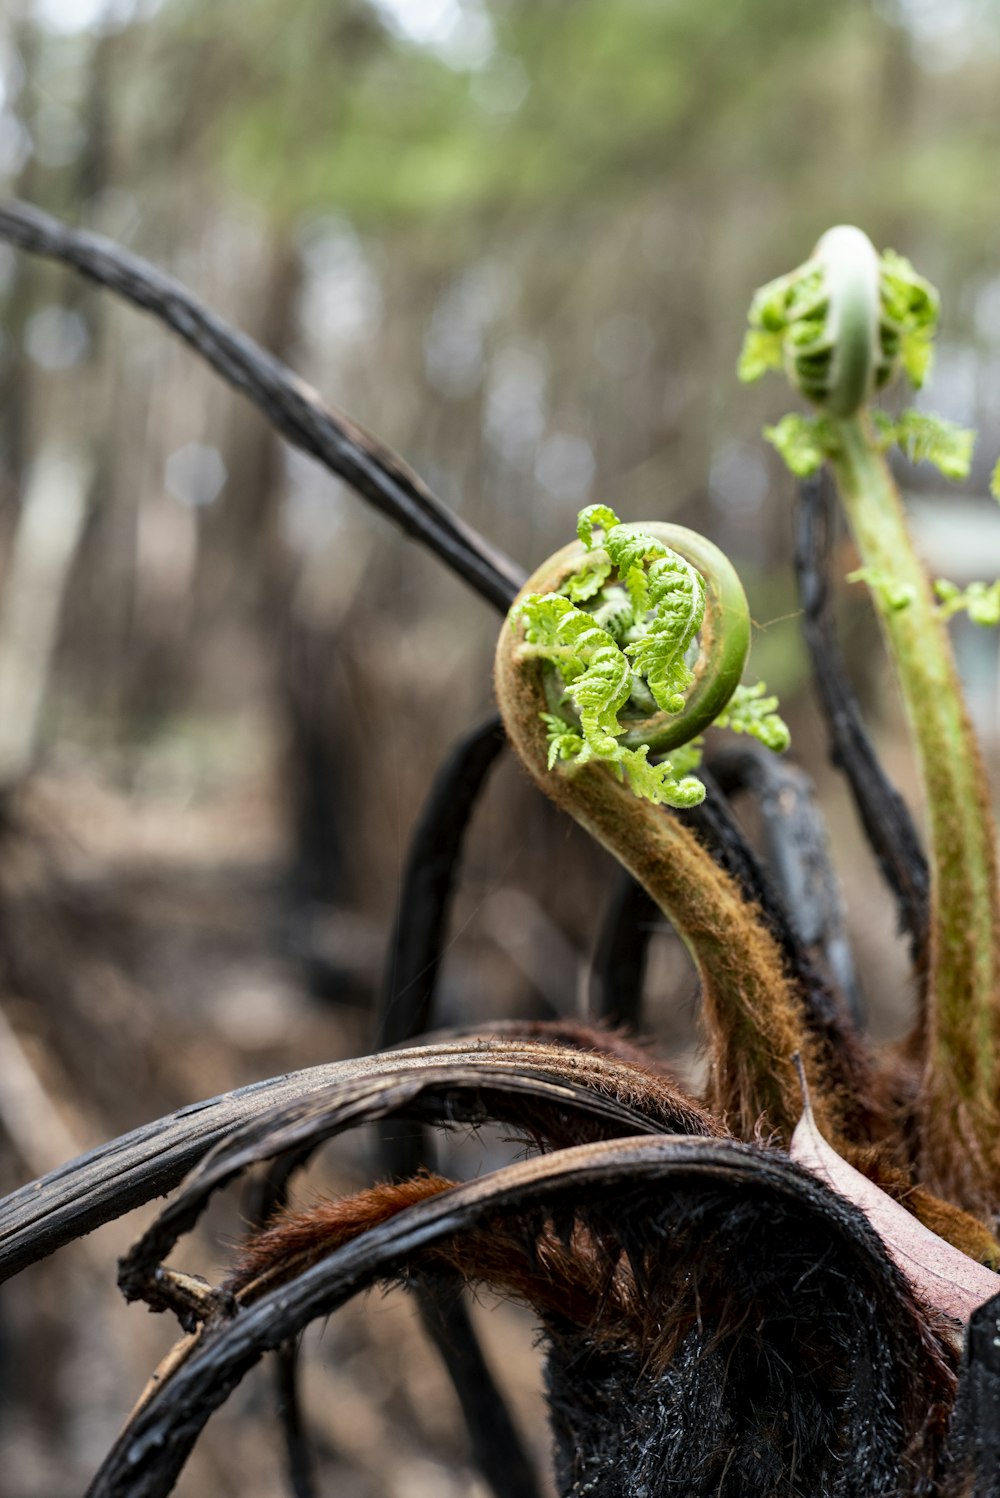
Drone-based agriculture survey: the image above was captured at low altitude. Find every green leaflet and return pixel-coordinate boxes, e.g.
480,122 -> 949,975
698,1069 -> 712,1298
764,414 -> 835,477
713,683 -> 790,753
540,713 -> 589,770
935,578 -> 1000,627
991,459 -> 1000,503
541,710 -> 706,809
766,407 -> 974,484
517,506 -> 787,809
879,250 -> 939,390
891,410 -> 974,480
848,566 -> 917,613
516,592 -> 632,747
737,326 -> 785,384
577,504 -> 621,549
563,558 -> 612,603
577,505 -> 707,712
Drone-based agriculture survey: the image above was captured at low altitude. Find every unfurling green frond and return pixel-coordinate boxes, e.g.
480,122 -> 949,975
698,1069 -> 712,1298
935,578 -> 1000,627
740,226 -> 940,418
514,508 -> 787,808
575,508 -> 708,711
892,410 -> 975,480
991,459 -> 1000,503
540,709 -> 705,807
577,504 -> 622,550
848,566 -> 916,613
764,414 -> 835,477
712,683 -> 790,753
516,593 -> 631,744
879,250 -> 939,389
517,590 -> 700,806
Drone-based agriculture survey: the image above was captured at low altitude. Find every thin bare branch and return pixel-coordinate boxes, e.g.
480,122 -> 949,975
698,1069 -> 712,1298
0,198 -> 524,611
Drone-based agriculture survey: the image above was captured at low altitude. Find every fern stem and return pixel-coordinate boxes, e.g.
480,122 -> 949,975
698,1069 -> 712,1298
496,547 -> 843,1145
829,411 -> 1000,1204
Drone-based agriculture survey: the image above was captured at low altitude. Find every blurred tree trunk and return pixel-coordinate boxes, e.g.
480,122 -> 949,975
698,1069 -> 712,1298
0,10 -> 40,529
209,241 -> 358,975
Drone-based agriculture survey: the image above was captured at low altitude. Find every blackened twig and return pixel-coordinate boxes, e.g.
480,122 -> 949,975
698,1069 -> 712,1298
589,873 -> 659,1029
376,716 -> 506,1057
688,769 -> 875,1130
795,473 -> 929,973
0,199 -> 524,612
374,718 -> 541,1498
416,1282 -> 542,1498
275,1339 -> 319,1498
244,1152 -> 320,1498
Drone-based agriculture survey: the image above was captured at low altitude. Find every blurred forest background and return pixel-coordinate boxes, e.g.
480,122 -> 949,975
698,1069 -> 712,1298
2,0 -> 1000,1493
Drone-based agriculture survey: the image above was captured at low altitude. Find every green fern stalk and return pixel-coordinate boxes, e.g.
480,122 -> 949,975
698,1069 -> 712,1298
742,226 -> 1000,1207
833,414 -> 1000,1197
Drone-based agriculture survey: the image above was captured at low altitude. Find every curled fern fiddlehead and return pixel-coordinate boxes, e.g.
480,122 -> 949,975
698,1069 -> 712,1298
495,509 -> 822,1142
510,506 -> 786,809
739,224 -> 937,418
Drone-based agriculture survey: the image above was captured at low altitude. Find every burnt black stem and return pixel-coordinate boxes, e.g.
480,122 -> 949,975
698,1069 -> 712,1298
795,472 -> 929,974
376,715 -> 506,1056
0,199 -> 524,612
244,1151 -> 320,1498
274,1339 -> 319,1498
416,1280 -> 542,1498
589,873 -> 659,1029
374,716 -> 541,1498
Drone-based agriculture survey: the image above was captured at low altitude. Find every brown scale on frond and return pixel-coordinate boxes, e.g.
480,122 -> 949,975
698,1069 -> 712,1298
229,1175 -> 650,1347
227,1166 -> 960,1495
229,1175 -> 457,1300
494,631 -> 872,1151
468,1023 -> 726,1142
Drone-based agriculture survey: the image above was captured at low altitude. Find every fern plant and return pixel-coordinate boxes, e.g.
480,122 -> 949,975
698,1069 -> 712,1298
2,202 -> 1000,1498
494,502 -> 852,1143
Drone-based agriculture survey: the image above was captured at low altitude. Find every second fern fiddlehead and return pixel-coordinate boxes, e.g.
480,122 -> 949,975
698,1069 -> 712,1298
742,225 -> 1000,1210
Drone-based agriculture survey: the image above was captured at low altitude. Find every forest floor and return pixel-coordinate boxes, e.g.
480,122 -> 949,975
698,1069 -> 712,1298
0,765 -> 554,1498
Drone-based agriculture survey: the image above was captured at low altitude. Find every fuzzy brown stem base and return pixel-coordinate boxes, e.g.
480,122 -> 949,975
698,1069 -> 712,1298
496,623 -> 845,1144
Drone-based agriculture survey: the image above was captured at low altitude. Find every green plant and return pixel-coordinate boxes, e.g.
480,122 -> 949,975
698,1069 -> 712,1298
495,504 -> 858,1142
4,203 -> 1000,1498
740,223 -> 1000,1211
